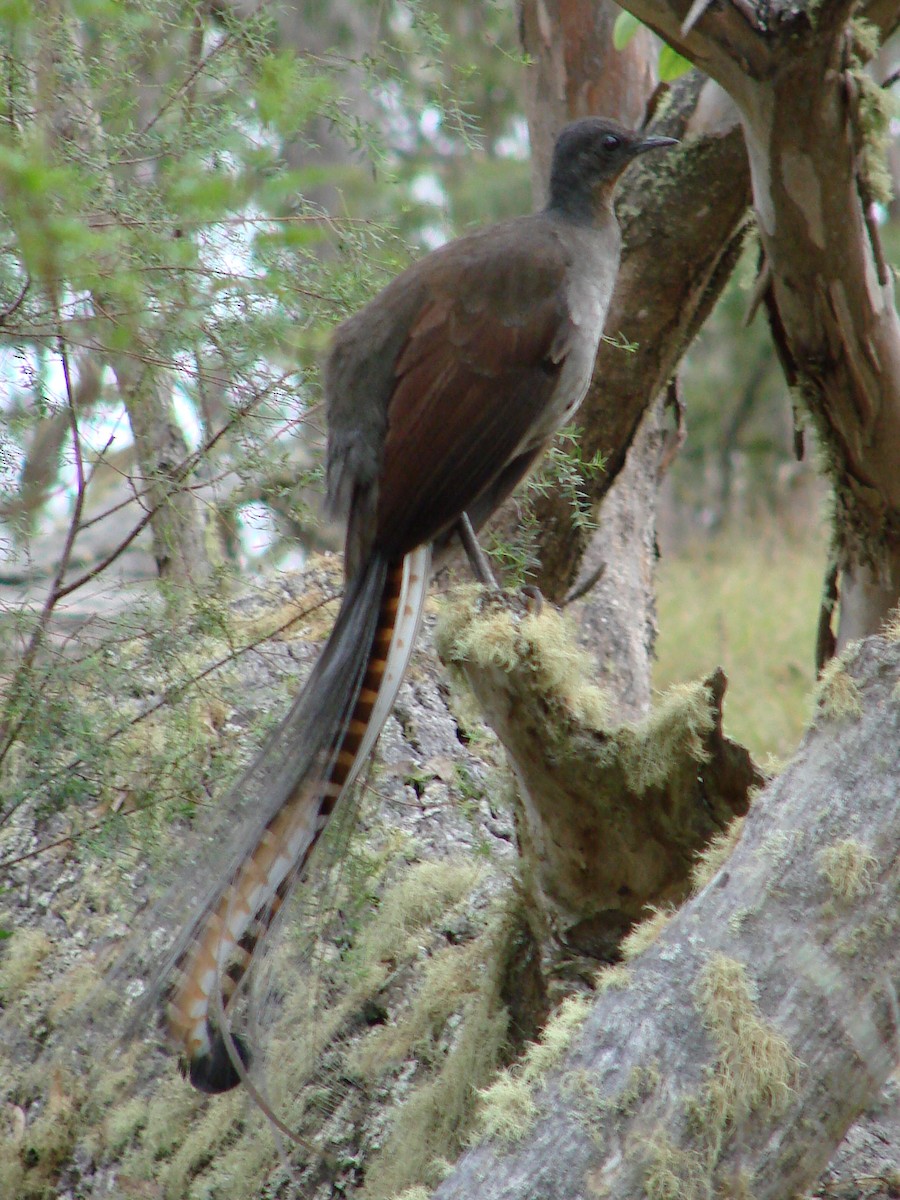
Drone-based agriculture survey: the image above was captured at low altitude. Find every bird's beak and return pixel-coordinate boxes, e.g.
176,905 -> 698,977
631,135 -> 679,156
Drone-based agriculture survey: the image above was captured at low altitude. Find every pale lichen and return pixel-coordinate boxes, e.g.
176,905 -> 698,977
848,19 -> 897,205
474,1073 -> 538,1143
640,1132 -> 708,1200
0,929 -> 52,1002
594,963 -> 632,992
473,992 -> 593,1144
884,607 -> 900,642
619,682 -> 715,795
694,955 -> 800,1125
690,819 -> 746,894
817,839 -> 878,901
436,592 -> 610,728
620,907 -> 677,961
814,653 -> 863,723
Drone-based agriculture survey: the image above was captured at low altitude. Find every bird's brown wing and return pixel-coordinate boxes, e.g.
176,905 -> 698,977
374,226 -> 575,557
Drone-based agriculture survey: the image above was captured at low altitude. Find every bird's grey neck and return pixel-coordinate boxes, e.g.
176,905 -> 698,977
544,187 -> 613,226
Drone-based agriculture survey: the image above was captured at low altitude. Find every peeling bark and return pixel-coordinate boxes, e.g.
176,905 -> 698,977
615,0 -> 900,649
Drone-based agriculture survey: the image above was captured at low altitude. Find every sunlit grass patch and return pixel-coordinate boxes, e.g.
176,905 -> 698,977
654,528 -> 824,762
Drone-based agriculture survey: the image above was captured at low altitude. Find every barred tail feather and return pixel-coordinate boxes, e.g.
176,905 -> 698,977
165,545 -> 432,1092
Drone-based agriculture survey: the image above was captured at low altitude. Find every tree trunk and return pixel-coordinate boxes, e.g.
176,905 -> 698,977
616,0 -> 900,651
433,631 -> 900,1200
34,4 -> 212,597
436,591 -> 760,965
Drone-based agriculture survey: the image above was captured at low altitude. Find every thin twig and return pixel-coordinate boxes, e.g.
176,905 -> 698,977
0,589 -> 341,853
0,321 -> 90,781
0,274 -> 30,326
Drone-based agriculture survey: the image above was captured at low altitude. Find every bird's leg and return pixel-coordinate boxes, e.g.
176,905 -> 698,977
456,513 -> 499,589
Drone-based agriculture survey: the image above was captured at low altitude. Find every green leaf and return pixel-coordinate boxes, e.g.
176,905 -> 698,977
71,0 -> 118,17
0,0 -> 33,26
612,11 -> 642,51
658,45 -> 693,81
255,52 -> 338,138
164,166 -> 248,221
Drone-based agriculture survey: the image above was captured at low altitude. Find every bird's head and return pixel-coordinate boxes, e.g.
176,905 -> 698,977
547,116 -> 677,220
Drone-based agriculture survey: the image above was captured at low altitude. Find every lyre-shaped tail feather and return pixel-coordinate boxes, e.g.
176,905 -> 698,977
165,544 -> 432,1092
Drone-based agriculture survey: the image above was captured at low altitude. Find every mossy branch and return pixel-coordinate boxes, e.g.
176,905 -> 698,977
432,634 -> 900,1200
437,588 -> 760,962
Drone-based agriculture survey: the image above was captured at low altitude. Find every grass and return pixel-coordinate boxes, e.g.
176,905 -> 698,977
653,527 -> 825,763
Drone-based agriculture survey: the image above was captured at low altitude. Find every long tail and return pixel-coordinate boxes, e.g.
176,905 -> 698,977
164,544 -> 432,1093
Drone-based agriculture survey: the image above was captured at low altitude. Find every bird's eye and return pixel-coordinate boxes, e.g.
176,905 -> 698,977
601,133 -> 621,151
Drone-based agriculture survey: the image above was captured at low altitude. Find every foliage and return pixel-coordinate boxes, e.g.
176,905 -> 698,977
612,11 -> 692,81
485,430 -> 606,587
0,0 -> 526,850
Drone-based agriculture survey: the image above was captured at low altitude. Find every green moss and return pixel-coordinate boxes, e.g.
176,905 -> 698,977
120,1075 -> 201,1167
834,914 -> 895,957
0,1152 -> 27,1200
436,593 -> 609,728
594,963 -> 632,992
758,829 -> 801,880
474,1074 -> 538,1143
352,938 -> 488,1077
619,682 -> 715,795
359,859 -> 482,966
355,905 -> 513,1199
163,1092 -> 246,1199
605,1063 -> 661,1118
848,20 -> 896,205
640,1132 -> 707,1200
0,930 -> 52,1002
471,991 -> 593,1147
519,993 -> 591,1082
14,1075 -> 80,1199
817,839 -> 878,901
624,957 -> 799,1198
103,1094 -> 151,1153
727,906 -> 755,934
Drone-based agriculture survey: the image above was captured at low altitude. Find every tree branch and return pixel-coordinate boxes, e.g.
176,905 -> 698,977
434,632 -> 900,1200
617,0 -> 900,648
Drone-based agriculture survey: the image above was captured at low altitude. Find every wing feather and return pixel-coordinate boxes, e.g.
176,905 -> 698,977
375,231 -> 575,555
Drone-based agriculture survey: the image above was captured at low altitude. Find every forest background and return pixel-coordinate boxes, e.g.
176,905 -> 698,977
1,1 -> 899,1198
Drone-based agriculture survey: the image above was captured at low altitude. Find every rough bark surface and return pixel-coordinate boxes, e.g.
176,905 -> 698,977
437,591 -> 760,963
434,632 -> 900,1200
566,390 -> 675,720
616,0 -> 900,647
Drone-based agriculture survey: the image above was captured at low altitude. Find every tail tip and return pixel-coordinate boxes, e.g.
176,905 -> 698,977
184,1026 -> 252,1094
